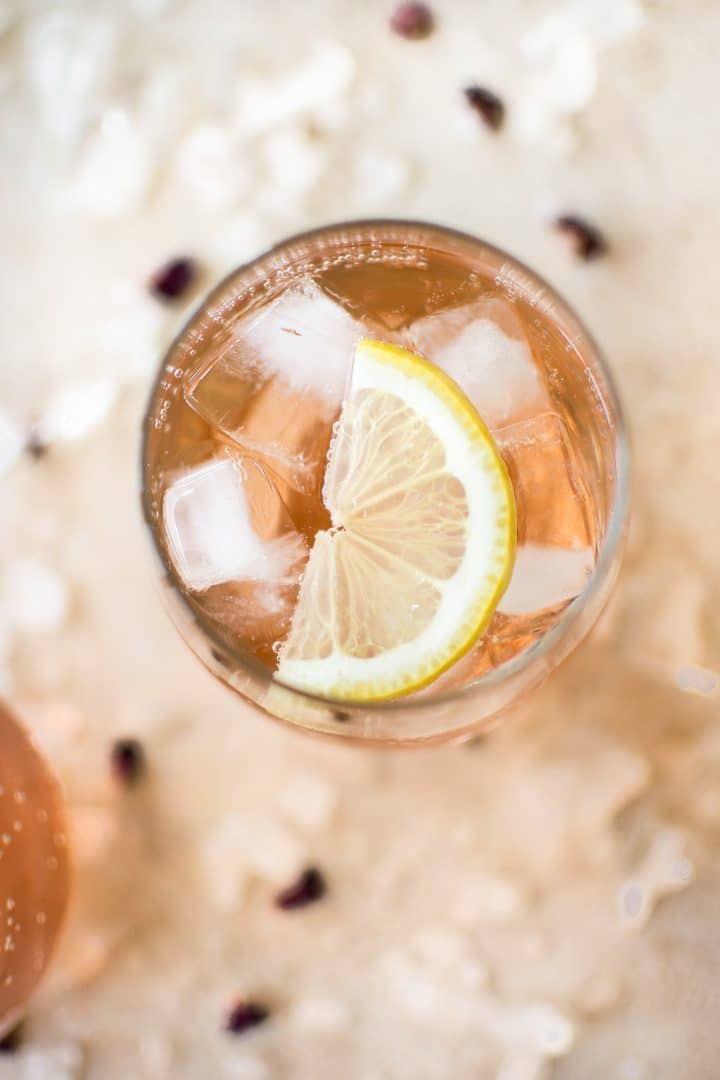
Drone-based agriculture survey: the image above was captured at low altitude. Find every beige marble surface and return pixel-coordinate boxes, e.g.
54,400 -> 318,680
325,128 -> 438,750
1,0 -> 719,1076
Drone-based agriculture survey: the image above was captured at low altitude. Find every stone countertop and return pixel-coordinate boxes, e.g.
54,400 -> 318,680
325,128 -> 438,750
0,1 -> 719,1077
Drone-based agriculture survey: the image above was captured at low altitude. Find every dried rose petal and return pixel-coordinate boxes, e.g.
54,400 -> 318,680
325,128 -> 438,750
554,216 -> 608,261
110,738 -> 146,785
225,1001 -> 269,1035
149,257 -> 197,301
390,2 -> 434,40
274,866 -> 327,910
25,429 -> 50,459
0,1024 -> 22,1053
463,86 -> 505,131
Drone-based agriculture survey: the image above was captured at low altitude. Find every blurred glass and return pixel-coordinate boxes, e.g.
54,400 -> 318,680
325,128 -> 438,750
0,701 -> 71,1037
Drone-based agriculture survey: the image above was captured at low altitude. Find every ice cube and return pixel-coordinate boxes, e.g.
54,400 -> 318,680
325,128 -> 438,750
0,405 -> 23,477
162,457 -> 305,593
432,605 -> 564,691
496,412 -> 592,549
184,278 -> 365,492
408,298 -> 548,428
200,575 -> 303,669
425,409 -> 595,687
498,544 -> 594,616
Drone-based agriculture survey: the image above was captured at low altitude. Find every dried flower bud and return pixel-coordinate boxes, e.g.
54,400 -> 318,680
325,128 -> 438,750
390,3 -> 435,40
150,257 -> 197,301
225,1001 -> 269,1035
274,867 -> 327,910
554,216 -> 608,261
464,86 -> 505,131
110,738 -> 146,785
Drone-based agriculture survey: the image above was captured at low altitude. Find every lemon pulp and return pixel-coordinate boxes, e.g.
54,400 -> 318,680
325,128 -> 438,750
277,339 -> 516,701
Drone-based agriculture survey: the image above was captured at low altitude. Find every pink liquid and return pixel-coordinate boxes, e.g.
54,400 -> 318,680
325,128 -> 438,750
144,224 -> 614,700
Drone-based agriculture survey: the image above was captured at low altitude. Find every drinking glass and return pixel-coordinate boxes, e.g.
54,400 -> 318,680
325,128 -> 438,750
0,700 -> 71,1036
142,221 -> 629,746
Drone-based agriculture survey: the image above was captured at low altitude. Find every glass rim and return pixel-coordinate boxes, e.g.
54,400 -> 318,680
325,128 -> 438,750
141,217 -> 631,715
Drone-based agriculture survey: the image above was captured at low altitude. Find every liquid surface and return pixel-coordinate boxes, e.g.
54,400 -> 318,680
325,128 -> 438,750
144,227 -> 612,698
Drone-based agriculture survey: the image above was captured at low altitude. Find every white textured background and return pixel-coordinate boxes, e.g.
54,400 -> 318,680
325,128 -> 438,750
1,1 -> 720,1077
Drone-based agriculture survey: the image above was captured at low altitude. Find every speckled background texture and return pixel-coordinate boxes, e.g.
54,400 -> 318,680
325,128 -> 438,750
1,1 -> 719,1077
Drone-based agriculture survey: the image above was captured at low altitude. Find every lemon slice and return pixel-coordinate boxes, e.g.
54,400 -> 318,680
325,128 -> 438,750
276,338 -> 516,701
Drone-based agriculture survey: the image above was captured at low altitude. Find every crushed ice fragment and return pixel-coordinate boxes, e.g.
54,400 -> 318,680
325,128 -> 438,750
173,123 -> 252,211
618,827 -> 695,929
65,108 -> 151,217
513,0 -> 645,153
100,280 -> 166,384
207,214 -> 272,270
499,544 -> 594,615
163,458 -> 305,593
2,558 -> 69,633
496,1050 -> 545,1080
0,406 -> 23,478
577,968 -> 623,1016
205,813 -> 303,907
409,298 -> 547,428
289,996 -> 349,1033
138,1034 -> 173,1076
233,41 -> 356,137
240,814 -> 304,883
50,931 -> 109,991
518,1002 -> 575,1056
566,0 -> 646,48
451,872 -> 526,926
675,665 -> 719,697
69,806 -> 117,864
278,773 -> 337,831
37,379 -> 118,443
521,17 -> 597,115
262,128 -> 326,197
352,150 -> 411,203
618,882 -> 647,924
618,1057 -> 648,1080
21,1041 -> 84,1079
24,10 -> 118,144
